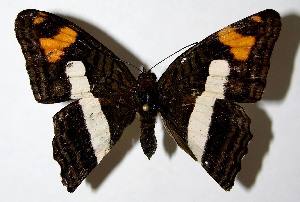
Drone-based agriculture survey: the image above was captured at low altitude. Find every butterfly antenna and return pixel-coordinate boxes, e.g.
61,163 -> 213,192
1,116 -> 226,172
149,42 -> 198,71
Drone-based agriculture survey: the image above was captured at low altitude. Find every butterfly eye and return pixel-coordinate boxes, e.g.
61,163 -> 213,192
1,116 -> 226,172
142,104 -> 150,111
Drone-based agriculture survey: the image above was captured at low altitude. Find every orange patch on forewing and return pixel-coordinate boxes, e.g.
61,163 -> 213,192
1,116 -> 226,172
33,12 -> 48,25
251,15 -> 262,22
229,47 -> 253,61
54,27 -> 77,42
218,27 -> 256,61
33,17 -> 45,25
38,12 -> 47,17
39,27 -> 77,63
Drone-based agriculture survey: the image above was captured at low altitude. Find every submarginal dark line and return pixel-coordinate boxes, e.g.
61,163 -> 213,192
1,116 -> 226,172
189,51 -> 199,73
171,66 -> 178,84
53,136 -> 69,170
228,131 -> 251,182
222,135 -> 248,187
219,108 -> 252,186
100,53 -> 107,74
56,122 -> 83,175
109,57 -> 115,79
91,49 -> 99,68
211,108 -> 233,177
179,62 -> 185,83
218,128 -> 239,185
54,141 -> 81,188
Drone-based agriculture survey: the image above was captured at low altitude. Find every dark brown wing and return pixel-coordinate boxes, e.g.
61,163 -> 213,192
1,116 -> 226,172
160,96 -> 252,190
158,9 -> 281,190
15,9 -> 137,104
15,9 -> 138,192
53,97 -> 136,192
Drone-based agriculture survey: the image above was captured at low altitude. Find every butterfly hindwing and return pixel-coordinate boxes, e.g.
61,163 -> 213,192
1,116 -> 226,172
15,9 -> 137,103
159,9 -> 281,190
188,97 -> 252,190
53,97 -> 136,192
160,94 -> 253,190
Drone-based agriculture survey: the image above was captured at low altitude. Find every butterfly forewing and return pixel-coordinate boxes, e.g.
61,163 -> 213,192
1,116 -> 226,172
15,9 -> 138,104
158,9 -> 281,102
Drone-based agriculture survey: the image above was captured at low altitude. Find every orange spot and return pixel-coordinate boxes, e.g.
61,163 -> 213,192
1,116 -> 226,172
33,12 -> 48,25
230,47 -> 252,61
251,15 -> 262,22
218,27 -> 256,61
38,12 -> 47,17
54,27 -> 77,43
33,17 -> 45,25
39,27 -> 77,63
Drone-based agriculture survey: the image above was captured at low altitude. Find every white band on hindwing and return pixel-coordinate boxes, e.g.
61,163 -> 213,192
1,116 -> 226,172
187,60 -> 230,160
79,98 -> 111,163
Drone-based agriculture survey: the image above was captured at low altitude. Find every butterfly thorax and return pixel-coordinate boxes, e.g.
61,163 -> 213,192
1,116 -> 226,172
137,71 -> 159,159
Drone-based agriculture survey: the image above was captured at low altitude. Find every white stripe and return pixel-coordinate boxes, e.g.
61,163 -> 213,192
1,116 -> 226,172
187,60 -> 230,160
208,60 -> 230,76
79,98 -> 111,163
187,97 -> 215,160
201,60 -> 230,99
65,61 -> 93,99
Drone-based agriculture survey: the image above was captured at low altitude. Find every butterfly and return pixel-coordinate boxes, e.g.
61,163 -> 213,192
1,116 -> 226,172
15,9 -> 281,192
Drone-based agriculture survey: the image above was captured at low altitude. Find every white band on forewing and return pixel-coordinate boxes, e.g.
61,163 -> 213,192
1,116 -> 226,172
201,60 -> 230,99
65,61 -> 93,99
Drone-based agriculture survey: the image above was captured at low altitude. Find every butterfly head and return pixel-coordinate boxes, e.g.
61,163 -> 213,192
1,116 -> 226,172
137,69 -> 157,84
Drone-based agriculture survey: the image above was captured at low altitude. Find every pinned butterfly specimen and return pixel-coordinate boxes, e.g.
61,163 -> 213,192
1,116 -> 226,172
15,9 -> 281,192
